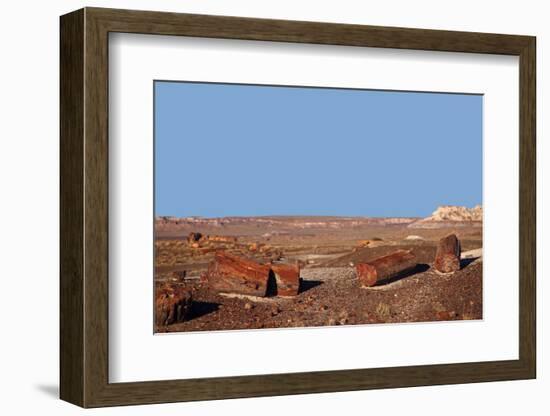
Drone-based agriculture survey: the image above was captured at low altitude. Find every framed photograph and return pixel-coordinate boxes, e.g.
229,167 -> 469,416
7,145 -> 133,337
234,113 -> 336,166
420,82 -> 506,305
60,7 -> 536,408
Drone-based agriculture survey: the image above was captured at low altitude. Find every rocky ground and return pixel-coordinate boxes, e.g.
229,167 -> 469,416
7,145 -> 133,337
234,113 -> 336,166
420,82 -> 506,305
154,212 -> 483,333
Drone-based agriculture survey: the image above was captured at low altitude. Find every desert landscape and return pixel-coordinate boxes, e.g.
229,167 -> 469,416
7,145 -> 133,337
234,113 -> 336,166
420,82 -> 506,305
154,205 -> 483,333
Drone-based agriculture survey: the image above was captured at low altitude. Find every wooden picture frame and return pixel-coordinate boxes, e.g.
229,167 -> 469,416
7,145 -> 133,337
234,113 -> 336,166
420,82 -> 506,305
60,7 -> 536,408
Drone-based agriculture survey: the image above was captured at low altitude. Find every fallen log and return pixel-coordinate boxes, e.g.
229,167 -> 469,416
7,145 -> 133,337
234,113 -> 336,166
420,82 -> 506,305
271,263 -> 300,296
356,249 -> 417,287
155,283 -> 192,326
204,252 -> 271,297
433,234 -> 461,273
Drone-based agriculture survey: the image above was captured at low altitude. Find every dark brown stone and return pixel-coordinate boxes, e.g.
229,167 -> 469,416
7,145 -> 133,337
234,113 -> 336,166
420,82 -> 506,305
433,234 -> 461,273
356,249 -> 417,287
187,232 -> 203,243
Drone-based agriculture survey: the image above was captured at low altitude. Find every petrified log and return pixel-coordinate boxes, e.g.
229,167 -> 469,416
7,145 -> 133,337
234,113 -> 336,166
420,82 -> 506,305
433,234 -> 461,273
205,252 -> 271,296
155,283 -> 192,326
271,263 -> 300,296
356,249 -> 417,287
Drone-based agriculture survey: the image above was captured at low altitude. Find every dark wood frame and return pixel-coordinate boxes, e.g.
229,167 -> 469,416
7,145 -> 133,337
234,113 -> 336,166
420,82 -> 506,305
60,7 -> 536,408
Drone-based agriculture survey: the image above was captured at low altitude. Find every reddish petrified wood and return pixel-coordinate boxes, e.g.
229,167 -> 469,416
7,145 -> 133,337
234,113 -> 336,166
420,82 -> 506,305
155,283 -> 192,326
356,249 -> 417,287
204,252 -> 271,297
271,263 -> 300,296
433,234 -> 461,273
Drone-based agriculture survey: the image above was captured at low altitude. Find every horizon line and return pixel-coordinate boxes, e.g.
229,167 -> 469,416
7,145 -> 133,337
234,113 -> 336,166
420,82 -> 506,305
155,205 -> 482,220
156,214 -> 422,219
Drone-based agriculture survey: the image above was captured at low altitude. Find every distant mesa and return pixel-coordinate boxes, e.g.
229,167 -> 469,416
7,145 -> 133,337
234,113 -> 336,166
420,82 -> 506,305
155,215 -> 417,231
408,205 -> 482,229
155,205 -> 482,231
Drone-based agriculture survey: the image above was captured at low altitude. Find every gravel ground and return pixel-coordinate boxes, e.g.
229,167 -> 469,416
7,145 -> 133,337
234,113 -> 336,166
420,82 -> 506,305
156,259 -> 482,333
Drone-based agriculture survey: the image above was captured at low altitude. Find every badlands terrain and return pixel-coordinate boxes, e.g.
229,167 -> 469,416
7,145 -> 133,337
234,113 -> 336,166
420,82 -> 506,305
154,205 -> 482,332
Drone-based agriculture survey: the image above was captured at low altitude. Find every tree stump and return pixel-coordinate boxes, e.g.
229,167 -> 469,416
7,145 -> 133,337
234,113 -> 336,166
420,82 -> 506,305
204,252 -> 271,297
271,263 -> 300,296
356,249 -> 417,287
155,283 -> 192,326
433,234 -> 461,273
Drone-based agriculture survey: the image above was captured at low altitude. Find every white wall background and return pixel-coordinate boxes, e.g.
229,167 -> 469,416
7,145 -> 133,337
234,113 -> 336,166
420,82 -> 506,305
0,0 -> 545,414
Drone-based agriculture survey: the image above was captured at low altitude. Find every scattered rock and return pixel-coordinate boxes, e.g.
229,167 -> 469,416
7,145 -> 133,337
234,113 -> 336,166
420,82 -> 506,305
436,310 -> 457,320
338,311 -> 349,325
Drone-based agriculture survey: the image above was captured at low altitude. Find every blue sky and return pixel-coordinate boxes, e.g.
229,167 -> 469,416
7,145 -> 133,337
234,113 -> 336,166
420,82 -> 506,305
154,81 -> 482,218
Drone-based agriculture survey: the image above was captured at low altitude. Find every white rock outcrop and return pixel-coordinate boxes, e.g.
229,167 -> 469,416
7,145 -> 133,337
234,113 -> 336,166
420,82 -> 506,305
408,205 -> 482,228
